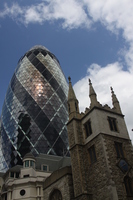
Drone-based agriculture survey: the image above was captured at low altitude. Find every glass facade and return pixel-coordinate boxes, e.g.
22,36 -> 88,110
0,45 -> 69,171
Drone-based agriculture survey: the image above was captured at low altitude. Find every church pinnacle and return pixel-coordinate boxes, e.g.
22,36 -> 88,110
68,77 -> 79,120
68,77 -> 77,101
89,79 -> 99,108
111,87 -> 122,114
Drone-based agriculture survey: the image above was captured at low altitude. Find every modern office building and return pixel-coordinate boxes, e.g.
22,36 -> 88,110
0,46 -> 69,171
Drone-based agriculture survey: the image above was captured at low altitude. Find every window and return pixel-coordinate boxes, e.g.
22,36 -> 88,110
5,193 -> 7,200
124,176 -> 133,196
88,145 -> 97,164
115,142 -> 124,158
42,165 -> 48,171
118,159 -> 129,173
50,189 -> 62,200
30,160 -> 35,168
20,189 -> 26,196
75,102 -> 78,111
10,172 -> 14,178
16,172 -> 19,178
23,174 -> 29,178
25,160 -> 29,167
84,120 -> 92,138
108,117 -> 118,132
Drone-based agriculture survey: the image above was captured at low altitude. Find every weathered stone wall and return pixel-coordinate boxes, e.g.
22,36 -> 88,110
43,168 -> 74,200
70,145 -> 92,198
82,108 -> 129,145
68,120 -> 117,199
67,98 -> 133,200
84,134 -> 117,200
84,133 -> 133,200
67,120 -> 75,148
67,119 -> 92,198
67,119 -> 83,149
103,134 -> 133,200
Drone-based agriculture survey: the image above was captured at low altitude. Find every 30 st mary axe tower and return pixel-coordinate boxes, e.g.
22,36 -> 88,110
0,45 -> 69,170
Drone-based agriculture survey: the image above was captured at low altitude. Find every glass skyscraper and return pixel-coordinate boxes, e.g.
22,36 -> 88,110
0,45 -> 69,171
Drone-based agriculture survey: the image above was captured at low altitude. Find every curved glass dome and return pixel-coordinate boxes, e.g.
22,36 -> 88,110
0,45 -> 69,170
30,45 -> 49,51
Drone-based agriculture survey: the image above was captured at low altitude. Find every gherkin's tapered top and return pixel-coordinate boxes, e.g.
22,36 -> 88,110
29,45 -> 49,52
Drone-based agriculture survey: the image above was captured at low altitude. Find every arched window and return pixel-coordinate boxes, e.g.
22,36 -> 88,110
49,189 -> 62,200
124,176 -> 133,196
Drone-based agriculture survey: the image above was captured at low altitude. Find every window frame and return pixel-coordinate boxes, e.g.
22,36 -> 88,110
84,119 -> 92,138
15,172 -> 20,178
23,174 -> 29,178
42,164 -> 49,172
108,117 -> 118,132
124,176 -> 133,197
30,160 -> 35,168
88,145 -> 97,165
114,142 -> 124,158
25,160 -> 29,167
49,189 -> 62,200
10,172 -> 14,178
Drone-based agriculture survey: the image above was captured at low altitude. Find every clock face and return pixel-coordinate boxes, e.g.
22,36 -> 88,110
118,159 -> 129,173
50,189 -> 62,200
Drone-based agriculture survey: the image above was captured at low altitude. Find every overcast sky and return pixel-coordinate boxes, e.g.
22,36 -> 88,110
0,0 -> 133,140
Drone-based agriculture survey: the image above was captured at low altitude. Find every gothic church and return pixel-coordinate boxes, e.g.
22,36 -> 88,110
0,78 -> 133,200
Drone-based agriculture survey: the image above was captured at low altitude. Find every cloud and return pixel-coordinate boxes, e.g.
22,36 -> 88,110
0,1 -> 133,139
84,0 -> 133,68
0,3 -> 23,18
1,0 -> 133,65
0,1 -> 92,29
73,62 -> 133,141
1,1 -> 133,38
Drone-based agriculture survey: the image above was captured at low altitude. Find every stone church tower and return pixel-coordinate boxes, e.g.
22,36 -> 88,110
67,77 -> 133,200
